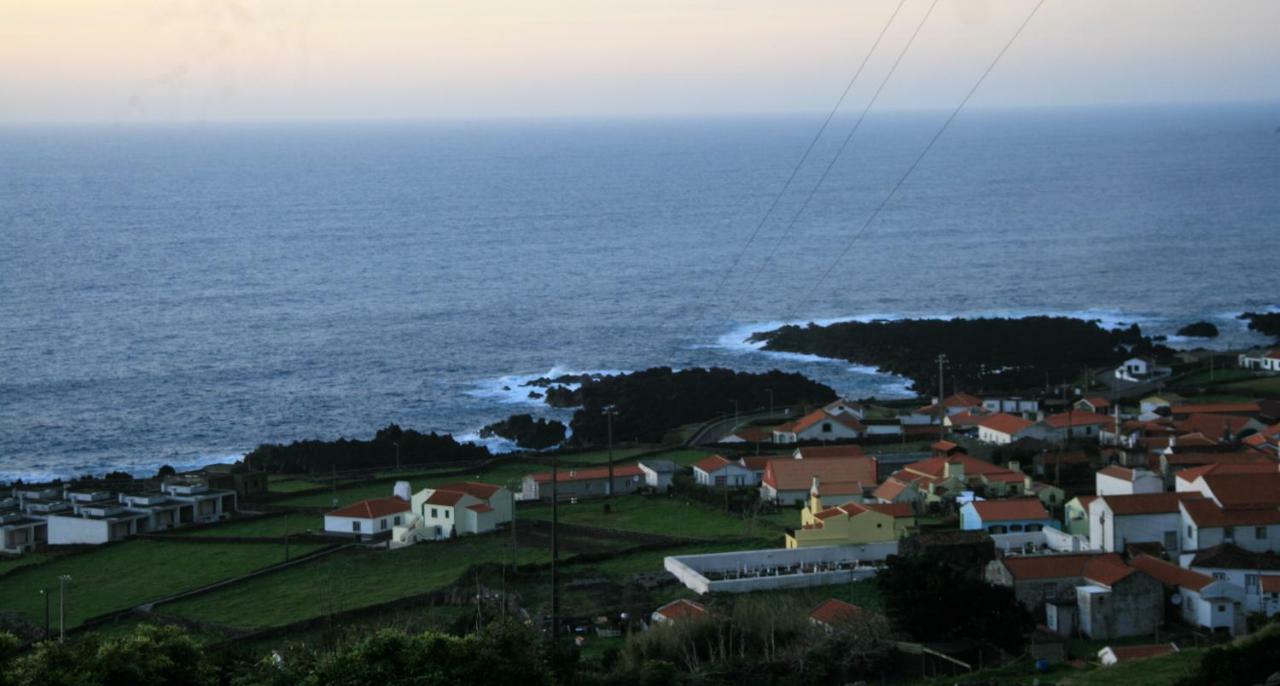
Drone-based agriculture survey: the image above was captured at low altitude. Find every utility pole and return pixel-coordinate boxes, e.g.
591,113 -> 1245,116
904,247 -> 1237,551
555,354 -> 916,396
58,575 -> 71,642
550,451 -> 559,640
765,388 -> 774,415
39,588 -> 49,639
603,406 -> 616,498
393,441 -> 401,471
935,354 -> 948,440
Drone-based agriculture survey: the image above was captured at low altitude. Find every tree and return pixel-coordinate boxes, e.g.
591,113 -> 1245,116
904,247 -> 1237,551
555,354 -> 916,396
155,465 -> 176,478
876,551 -> 1033,654
4,625 -> 209,686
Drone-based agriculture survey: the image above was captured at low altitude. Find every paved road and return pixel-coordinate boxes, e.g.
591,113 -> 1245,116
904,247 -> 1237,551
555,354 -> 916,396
686,408 -> 798,447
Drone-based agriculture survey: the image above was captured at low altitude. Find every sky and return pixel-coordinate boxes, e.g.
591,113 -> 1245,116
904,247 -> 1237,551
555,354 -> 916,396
0,0 -> 1277,122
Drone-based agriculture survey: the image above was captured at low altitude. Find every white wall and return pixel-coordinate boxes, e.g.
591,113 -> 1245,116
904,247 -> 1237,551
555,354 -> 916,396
1090,504 -> 1180,552
46,515 -> 111,545
978,426 -> 1015,445
324,514 -> 378,536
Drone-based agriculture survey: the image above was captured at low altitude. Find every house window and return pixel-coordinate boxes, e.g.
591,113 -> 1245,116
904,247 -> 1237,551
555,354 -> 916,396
1164,531 -> 1178,551
1212,572 -> 1227,581
1257,527 -> 1268,540
1217,604 -> 1226,612
352,521 -> 360,533
394,516 -> 401,526
822,422 -> 832,433
715,476 -> 726,487
1246,575 -> 1259,592
431,508 -> 438,518
445,510 -> 450,519
1187,525 -> 1195,540
380,518 -> 388,531
1224,526 -> 1235,541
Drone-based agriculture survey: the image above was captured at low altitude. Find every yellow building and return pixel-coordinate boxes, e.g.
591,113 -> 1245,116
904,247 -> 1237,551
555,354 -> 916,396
786,478 -> 915,548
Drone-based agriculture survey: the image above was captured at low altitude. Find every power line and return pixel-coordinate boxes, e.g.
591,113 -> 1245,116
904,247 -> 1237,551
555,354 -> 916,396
727,0 -> 941,317
668,0 -> 909,355
793,0 -> 1048,311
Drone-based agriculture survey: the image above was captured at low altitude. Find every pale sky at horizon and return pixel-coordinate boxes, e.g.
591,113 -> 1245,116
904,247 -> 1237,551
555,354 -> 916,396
1,0 -> 1277,123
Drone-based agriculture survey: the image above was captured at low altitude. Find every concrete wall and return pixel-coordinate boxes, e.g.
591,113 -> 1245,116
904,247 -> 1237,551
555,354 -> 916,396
665,543 -> 896,595
47,515 -> 113,545
1079,574 -> 1163,639
991,529 -> 1091,555
1091,505 -> 1180,553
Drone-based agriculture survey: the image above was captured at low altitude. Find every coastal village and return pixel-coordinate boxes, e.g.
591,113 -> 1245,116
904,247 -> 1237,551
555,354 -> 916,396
3,348 -> 1280,683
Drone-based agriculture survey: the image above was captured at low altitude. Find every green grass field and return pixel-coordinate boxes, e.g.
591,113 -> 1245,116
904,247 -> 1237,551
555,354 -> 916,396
183,514 -> 324,538
0,553 -> 46,577
0,540 -> 326,628
266,478 -> 330,493
1216,375 -> 1280,398
162,535 -> 548,629
519,495 -> 782,542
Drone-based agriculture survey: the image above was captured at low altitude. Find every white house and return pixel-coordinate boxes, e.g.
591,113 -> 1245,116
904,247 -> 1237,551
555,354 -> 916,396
651,598 -> 707,624
1022,412 -> 1112,444
638,459 -> 676,490
0,507 -> 46,554
408,482 -> 511,540
1114,357 -> 1171,383
975,413 -> 1034,445
324,496 -> 411,538
1187,544 -> 1280,616
772,409 -> 864,444
1237,349 -> 1280,374
822,398 -> 865,419
1095,466 -> 1164,496
982,397 -> 1039,415
1131,554 -> 1245,635
693,455 -> 756,488
1177,473 -> 1280,556
1090,493 -> 1192,554
1139,393 -> 1185,420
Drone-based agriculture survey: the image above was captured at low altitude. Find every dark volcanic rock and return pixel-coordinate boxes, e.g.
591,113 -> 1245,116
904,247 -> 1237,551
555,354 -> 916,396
1176,321 -> 1219,338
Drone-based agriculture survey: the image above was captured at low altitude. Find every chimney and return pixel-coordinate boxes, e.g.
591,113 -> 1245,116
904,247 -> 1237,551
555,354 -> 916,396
809,476 -> 822,512
944,461 -> 965,481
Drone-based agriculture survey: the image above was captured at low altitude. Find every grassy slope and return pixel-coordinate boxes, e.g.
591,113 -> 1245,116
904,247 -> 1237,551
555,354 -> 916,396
183,515 -> 324,538
518,495 -> 783,542
0,540 -> 325,628
162,535 -> 548,629
0,553 -> 46,576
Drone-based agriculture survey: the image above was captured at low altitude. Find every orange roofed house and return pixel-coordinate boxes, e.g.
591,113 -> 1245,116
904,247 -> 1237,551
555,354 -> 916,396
406,481 -> 512,540
772,408 -> 865,444
873,453 -> 1033,511
786,478 -> 914,548
761,455 -> 878,506
521,464 -> 645,502
324,496 -> 411,538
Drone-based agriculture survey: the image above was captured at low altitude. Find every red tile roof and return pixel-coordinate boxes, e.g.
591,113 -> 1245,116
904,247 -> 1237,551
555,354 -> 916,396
1098,465 -> 1138,481
809,598 -> 876,626
1130,554 -> 1214,591
327,496 -> 410,519
861,502 -> 914,518
1202,473 -> 1280,509
1083,554 -> 1137,587
796,445 -> 867,460
780,409 -> 865,434
1172,460 -> 1274,481
1098,493 -> 1196,516
1074,495 -> 1098,512
425,490 -> 467,506
1263,576 -> 1280,593
872,477 -> 913,502
970,498 -> 1050,522
1080,396 -> 1111,408
730,427 -> 773,443
433,482 -> 501,500
1175,414 -> 1255,437
1181,498 -> 1280,527
1042,412 -> 1112,428
1163,451 -> 1269,467
693,455 -> 733,474
529,464 -> 644,484
976,413 -> 1034,436
654,598 -> 706,621
739,455 -> 776,471
903,454 -> 1013,479
763,456 -> 877,493
999,553 -> 1103,580
931,440 -> 959,453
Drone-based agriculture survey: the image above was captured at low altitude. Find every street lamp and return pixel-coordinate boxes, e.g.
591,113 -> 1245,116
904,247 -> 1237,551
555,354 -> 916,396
58,575 -> 71,642
602,406 -> 617,498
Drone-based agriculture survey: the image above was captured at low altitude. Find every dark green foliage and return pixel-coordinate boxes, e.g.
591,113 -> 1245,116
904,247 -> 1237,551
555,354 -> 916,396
1176,321 -> 1219,338
750,316 -> 1168,392
1240,311 -> 1280,341
481,414 -> 567,450
1175,621 -> 1280,686
252,621 -> 556,686
565,367 -> 836,445
244,424 -> 490,474
3,625 -> 210,686
876,551 -> 1033,654
155,465 -> 176,478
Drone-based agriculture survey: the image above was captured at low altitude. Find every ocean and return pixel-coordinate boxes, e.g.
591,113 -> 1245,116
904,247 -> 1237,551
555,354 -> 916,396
1,104 -> 1278,481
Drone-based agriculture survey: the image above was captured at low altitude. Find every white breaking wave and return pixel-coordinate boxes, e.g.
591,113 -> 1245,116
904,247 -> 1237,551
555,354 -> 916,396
465,366 -> 630,407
